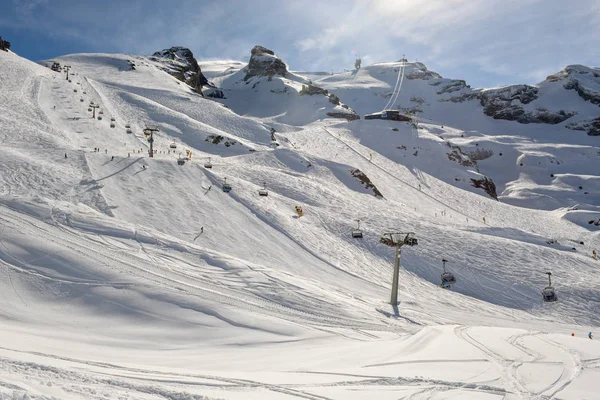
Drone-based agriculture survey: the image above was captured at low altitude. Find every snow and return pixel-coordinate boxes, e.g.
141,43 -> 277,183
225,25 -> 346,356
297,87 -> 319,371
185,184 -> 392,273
0,48 -> 599,398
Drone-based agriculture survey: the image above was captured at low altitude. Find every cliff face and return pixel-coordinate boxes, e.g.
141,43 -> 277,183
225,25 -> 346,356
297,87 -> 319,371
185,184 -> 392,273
244,45 -> 288,81
151,46 -> 208,93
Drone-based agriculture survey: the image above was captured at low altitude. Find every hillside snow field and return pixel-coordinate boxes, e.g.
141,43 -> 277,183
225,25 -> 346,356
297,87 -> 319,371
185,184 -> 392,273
0,47 -> 599,399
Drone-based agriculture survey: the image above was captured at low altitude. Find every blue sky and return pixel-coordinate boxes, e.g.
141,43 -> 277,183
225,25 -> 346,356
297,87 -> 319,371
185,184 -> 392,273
2,0 -> 599,88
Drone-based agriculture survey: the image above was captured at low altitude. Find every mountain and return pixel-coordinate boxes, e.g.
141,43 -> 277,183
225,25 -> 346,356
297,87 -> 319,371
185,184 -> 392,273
0,46 -> 599,398
151,46 -> 209,94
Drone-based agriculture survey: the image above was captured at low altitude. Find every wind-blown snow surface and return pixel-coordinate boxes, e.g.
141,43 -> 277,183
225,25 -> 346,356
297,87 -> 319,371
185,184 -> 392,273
0,49 -> 599,398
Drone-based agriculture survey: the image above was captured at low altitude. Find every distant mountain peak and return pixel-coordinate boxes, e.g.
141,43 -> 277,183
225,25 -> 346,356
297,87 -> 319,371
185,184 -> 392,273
244,45 -> 288,81
151,46 -> 208,93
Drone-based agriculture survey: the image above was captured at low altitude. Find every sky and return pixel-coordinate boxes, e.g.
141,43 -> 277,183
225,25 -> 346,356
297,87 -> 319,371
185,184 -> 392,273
1,0 -> 599,88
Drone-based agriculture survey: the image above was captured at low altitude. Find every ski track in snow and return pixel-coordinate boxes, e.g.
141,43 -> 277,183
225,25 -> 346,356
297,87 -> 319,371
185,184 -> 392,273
0,50 -> 599,399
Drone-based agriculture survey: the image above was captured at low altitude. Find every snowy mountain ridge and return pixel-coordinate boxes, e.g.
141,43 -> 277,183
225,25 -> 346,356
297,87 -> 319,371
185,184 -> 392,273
0,45 -> 599,399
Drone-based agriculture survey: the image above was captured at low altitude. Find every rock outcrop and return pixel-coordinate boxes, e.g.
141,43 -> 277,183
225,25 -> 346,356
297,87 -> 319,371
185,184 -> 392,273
0,36 -> 10,52
471,177 -> 498,200
244,45 -> 288,81
405,63 -> 442,80
151,46 -> 208,93
478,85 -> 574,124
566,117 -> 600,136
547,65 -> 600,106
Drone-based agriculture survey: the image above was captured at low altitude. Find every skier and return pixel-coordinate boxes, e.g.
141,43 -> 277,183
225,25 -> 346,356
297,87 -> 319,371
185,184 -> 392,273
589,332 -> 593,340
111,156 -> 114,161
593,250 -> 597,260
64,153 -> 67,159
200,227 -> 204,234
483,216 -> 486,224
142,165 -> 146,170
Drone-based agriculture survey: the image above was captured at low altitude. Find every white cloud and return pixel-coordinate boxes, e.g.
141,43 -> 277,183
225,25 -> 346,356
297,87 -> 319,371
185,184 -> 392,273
4,0 -> 599,87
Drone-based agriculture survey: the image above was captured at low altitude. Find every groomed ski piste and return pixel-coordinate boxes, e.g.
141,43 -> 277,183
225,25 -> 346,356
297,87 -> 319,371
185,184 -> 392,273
0,47 -> 599,399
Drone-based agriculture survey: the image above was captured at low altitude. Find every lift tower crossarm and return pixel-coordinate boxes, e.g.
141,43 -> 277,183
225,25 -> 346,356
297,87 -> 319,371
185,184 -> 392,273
143,126 -> 159,158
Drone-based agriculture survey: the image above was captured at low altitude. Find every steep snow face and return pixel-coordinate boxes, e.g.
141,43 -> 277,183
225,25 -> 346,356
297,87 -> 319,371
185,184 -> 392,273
2,49 -> 600,398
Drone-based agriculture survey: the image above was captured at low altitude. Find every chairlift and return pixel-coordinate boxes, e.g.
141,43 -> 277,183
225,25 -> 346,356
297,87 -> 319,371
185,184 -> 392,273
97,116 -> 103,120
99,111 -> 104,115
440,259 -> 456,287
170,142 -> 177,149
110,123 -> 115,128
177,157 -> 185,166
258,182 -> 268,197
222,177 -> 232,193
125,124 -> 130,128
88,108 -> 92,112
110,117 -> 115,121
204,157 -> 213,169
73,89 -> 77,92
352,219 -> 363,238
126,128 -> 132,134
147,137 -> 153,143
542,272 -> 558,302
83,91 -> 87,94
80,98 -> 84,102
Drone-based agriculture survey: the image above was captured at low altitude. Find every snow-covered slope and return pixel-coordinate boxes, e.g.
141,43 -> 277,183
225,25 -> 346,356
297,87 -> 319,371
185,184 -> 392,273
0,47 -> 599,399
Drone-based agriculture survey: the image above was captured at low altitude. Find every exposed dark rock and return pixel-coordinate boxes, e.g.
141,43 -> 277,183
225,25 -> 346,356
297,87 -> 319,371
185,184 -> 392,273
244,45 -> 288,81
0,36 -> 10,52
567,117 -> 600,136
204,87 -> 225,99
436,80 -> 467,95
478,85 -> 574,123
439,92 -> 479,103
406,64 -> 442,80
564,79 -> 600,105
152,46 -> 209,93
205,135 -> 237,146
299,84 -> 328,96
447,146 -> 476,167
326,111 -> 360,121
471,177 -> 498,200
350,169 -> 383,198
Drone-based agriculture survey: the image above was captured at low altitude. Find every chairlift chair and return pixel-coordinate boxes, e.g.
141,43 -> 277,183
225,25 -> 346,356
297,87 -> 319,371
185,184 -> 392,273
258,182 -> 268,197
125,124 -> 130,128
88,108 -> 92,112
110,123 -> 115,128
110,117 -> 115,121
99,111 -> 103,115
222,178 -> 232,193
97,116 -> 102,120
74,89 -> 77,92
542,272 -> 558,302
440,259 -> 456,287
352,219 -> 363,238
80,98 -> 84,102
204,157 -> 213,169
170,143 -> 177,149
147,137 -> 153,143
177,157 -> 185,166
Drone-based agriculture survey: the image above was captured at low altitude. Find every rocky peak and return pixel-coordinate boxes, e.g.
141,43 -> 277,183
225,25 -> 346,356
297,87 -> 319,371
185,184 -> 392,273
244,45 -> 288,81
151,46 -> 208,94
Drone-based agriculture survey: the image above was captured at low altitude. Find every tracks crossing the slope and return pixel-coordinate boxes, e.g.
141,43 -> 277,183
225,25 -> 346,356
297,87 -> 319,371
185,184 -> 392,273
321,127 -> 479,224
